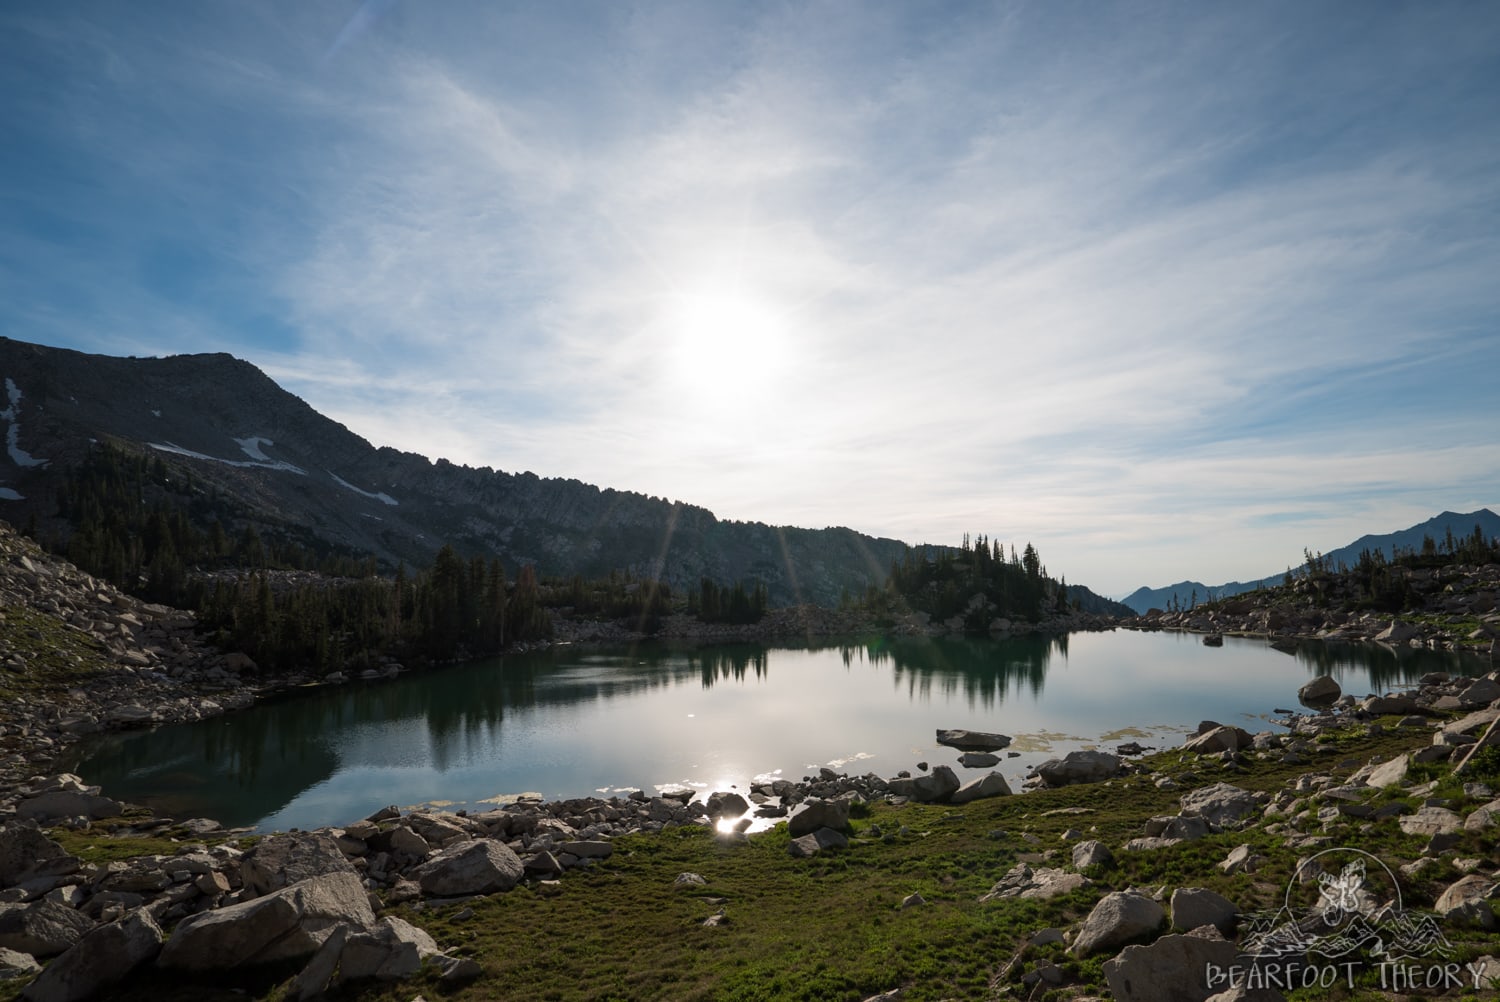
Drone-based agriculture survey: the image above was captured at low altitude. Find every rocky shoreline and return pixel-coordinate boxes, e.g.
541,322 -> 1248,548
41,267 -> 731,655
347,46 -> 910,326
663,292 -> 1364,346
6,524 -> 1500,999
1122,560 -> 1500,657
3,659 -> 1499,999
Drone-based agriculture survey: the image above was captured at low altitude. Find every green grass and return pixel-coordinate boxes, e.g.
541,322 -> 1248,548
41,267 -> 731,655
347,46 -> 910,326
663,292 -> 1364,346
17,719 -> 1500,1002
0,604 -> 114,703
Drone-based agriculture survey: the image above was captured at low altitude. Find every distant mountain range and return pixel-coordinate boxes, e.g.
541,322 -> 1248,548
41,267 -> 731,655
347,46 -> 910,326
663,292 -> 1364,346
0,336 -> 1130,611
1120,507 -> 1500,614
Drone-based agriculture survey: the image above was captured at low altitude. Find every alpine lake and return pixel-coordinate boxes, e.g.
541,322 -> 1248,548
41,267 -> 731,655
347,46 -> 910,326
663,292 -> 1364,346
68,629 -> 1492,832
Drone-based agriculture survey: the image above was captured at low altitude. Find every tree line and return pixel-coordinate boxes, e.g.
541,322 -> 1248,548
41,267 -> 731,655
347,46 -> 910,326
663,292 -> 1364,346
859,532 -> 1072,630
31,443 -> 769,674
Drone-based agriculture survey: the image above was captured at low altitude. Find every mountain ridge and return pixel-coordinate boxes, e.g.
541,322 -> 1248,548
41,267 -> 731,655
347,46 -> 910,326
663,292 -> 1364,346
0,336 -> 1128,610
1121,507 -> 1500,614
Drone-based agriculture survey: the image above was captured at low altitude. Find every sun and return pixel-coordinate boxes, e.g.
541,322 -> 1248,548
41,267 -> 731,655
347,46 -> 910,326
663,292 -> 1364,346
660,284 -> 792,403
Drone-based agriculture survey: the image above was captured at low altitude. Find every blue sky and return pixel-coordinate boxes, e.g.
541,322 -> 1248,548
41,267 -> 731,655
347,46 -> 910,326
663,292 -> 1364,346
2,1 -> 1497,595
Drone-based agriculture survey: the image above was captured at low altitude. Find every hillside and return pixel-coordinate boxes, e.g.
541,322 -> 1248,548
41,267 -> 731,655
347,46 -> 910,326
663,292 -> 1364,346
1121,508 -> 1500,614
0,337 -> 931,606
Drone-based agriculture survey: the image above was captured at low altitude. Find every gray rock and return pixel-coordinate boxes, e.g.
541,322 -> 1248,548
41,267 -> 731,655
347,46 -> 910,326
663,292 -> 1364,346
1144,815 -> 1211,841
957,752 -> 1000,768
157,871 -> 375,970
14,792 -> 121,824
935,728 -> 1011,751
1,947 -> 41,981
1178,783 -> 1266,829
1034,750 -> 1122,787
1460,677 -> 1500,707
1072,840 -> 1113,869
286,924 -> 349,1001
979,863 -> 1089,902
1218,844 -> 1261,874
949,771 -> 1012,804
387,826 -> 432,859
411,839 -> 524,897
673,873 -> 707,887
334,916 -> 440,984
1170,887 -> 1238,935
20,909 -> 162,1002
788,799 -> 849,837
0,822 -> 70,889
1182,726 -> 1254,755
0,900 -> 94,958
562,840 -> 614,860
1363,753 -> 1410,789
787,828 -> 848,858
1297,675 -> 1341,705
431,953 -> 484,982
886,765 -> 962,802
706,792 -> 750,818
1399,806 -> 1463,838
1071,891 -> 1165,956
241,832 -> 358,898
1433,874 -> 1498,928
1361,693 -> 1416,715
1103,928 -> 1240,1002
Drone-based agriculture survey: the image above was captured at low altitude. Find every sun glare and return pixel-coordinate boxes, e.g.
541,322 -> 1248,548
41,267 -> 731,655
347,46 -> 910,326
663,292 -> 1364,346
661,285 -> 792,404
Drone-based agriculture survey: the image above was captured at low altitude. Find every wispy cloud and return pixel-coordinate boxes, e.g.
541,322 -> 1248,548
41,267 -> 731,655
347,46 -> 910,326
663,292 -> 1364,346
2,1 -> 1497,594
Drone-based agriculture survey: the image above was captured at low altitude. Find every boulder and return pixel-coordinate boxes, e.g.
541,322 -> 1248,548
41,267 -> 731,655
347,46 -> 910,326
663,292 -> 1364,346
560,840 -> 613,860
1297,675 -> 1341,705
979,863 -> 1089,902
1399,806 -> 1463,838
1178,783 -> 1266,829
949,772 -> 1012,804
1144,815 -> 1211,841
0,822 -> 71,889
1,947 -> 41,981
1103,928 -> 1240,1002
411,839 -> 524,897
241,832 -> 358,898
1182,726 -> 1253,755
14,792 -> 121,824
1072,840 -> 1113,869
705,792 -> 750,818
1374,620 -> 1417,644
1170,888 -> 1238,935
1433,874 -> 1498,928
1363,753 -> 1410,789
1072,891 -> 1165,956
886,766 -> 961,803
787,828 -> 848,858
935,729 -> 1011,751
157,872 -> 375,970
788,799 -> 850,837
21,909 -> 162,1002
1034,750 -> 1122,787
957,752 -> 1000,768
333,916 -> 440,984
0,900 -> 94,958
1461,677 -> 1500,707
1361,694 -> 1416,715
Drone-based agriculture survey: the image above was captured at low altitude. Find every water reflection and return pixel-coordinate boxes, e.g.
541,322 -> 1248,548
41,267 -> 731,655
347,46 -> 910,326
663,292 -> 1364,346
1286,640 -> 1483,693
68,632 -> 1490,831
843,634 -> 1066,708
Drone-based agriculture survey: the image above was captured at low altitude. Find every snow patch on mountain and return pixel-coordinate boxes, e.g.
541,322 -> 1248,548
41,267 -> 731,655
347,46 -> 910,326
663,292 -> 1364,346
0,488 -> 23,501
2,378 -> 50,469
330,471 -> 399,506
234,436 -> 275,461
148,440 -> 306,475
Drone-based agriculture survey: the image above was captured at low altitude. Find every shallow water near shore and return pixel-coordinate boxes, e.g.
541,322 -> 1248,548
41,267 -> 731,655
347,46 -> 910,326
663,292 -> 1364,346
69,630 -> 1490,831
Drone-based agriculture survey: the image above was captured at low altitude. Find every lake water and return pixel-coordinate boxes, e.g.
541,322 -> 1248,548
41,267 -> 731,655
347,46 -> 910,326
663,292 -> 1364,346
70,630 -> 1490,832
